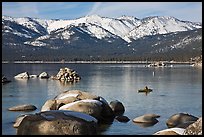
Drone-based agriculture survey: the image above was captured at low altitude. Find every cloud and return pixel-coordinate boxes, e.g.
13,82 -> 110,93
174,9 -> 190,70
87,2 -> 102,15
87,2 -> 202,22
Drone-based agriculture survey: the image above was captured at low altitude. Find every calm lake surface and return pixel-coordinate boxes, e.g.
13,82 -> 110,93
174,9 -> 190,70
2,63 -> 202,135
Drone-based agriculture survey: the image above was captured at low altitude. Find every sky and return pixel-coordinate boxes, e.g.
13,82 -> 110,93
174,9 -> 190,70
2,2 -> 202,22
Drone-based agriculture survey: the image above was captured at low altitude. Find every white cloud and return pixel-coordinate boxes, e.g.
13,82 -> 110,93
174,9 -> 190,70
87,2 -> 202,22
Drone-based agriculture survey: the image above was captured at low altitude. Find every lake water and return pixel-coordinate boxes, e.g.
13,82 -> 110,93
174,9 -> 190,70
2,63 -> 202,135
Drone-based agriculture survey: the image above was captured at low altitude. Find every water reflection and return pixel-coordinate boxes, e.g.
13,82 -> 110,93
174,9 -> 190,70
2,63 -> 202,135
133,121 -> 158,128
14,78 -> 28,86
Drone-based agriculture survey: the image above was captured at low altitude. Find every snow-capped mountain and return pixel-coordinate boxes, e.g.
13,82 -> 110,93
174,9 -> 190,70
2,15 -> 202,61
2,15 -> 201,43
125,16 -> 202,42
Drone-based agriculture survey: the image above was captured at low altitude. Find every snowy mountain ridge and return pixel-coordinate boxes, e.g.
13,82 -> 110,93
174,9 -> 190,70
2,14 -> 202,44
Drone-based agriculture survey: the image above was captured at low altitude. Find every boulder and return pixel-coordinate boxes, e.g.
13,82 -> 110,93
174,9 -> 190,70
14,72 -> 29,79
30,75 -> 38,78
8,104 -> 37,111
41,90 -> 115,124
54,90 -> 98,100
13,114 -> 32,128
16,110 -> 98,135
153,127 -> 185,135
183,117 -> 202,135
109,100 -> 125,116
39,72 -> 49,79
166,113 -> 198,128
59,99 -> 103,120
52,67 -> 81,82
41,99 -> 57,111
2,75 -> 11,84
115,115 -> 130,122
133,114 -> 160,124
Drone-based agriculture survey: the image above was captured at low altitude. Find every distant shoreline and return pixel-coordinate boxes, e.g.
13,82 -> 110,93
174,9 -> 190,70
2,60 -> 196,65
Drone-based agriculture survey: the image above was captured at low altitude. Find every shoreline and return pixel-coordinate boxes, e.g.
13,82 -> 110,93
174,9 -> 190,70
2,60 -> 196,65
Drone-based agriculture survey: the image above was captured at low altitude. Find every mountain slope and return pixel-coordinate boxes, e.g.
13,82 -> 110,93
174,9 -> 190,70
2,15 -> 202,61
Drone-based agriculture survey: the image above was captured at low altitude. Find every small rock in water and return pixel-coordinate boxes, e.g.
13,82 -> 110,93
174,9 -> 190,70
14,72 -> 29,79
8,104 -> 37,111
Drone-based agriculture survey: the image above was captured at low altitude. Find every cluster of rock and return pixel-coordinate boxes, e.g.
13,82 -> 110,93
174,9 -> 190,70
51,67 -> 81,82
13,67 -> 81,83
9,88 -> 201,135
12,90 -> 126,135
14,72 -> 49,79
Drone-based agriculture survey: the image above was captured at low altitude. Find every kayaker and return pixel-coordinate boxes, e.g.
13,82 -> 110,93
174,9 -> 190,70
145,86 -> 148,90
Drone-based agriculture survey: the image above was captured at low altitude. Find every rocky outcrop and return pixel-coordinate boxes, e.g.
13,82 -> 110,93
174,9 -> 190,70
8,104 -> 37,111
183,117 -> 202,135
16,110 -> 98,135
41,90 -> 115,124
51,67 -> 81,82
14,72 -> 29,79
166,113 -> 198,128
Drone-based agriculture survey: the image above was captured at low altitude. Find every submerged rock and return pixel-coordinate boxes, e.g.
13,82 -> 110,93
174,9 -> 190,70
16,110 -> 98,135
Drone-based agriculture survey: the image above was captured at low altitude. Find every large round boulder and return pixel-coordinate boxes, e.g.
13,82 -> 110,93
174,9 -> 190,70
183,117 -> 202,135
109,100 -> 125,116
166,113 -> 198,128
17,110 -> 98,135
41,90 -> 115,124
8,104 -> 37,111
59,99 -> 103,120
54,90 -> 98,100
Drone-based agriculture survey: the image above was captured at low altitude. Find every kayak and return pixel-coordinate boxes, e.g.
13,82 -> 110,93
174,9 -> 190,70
138,88 -> 152,92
